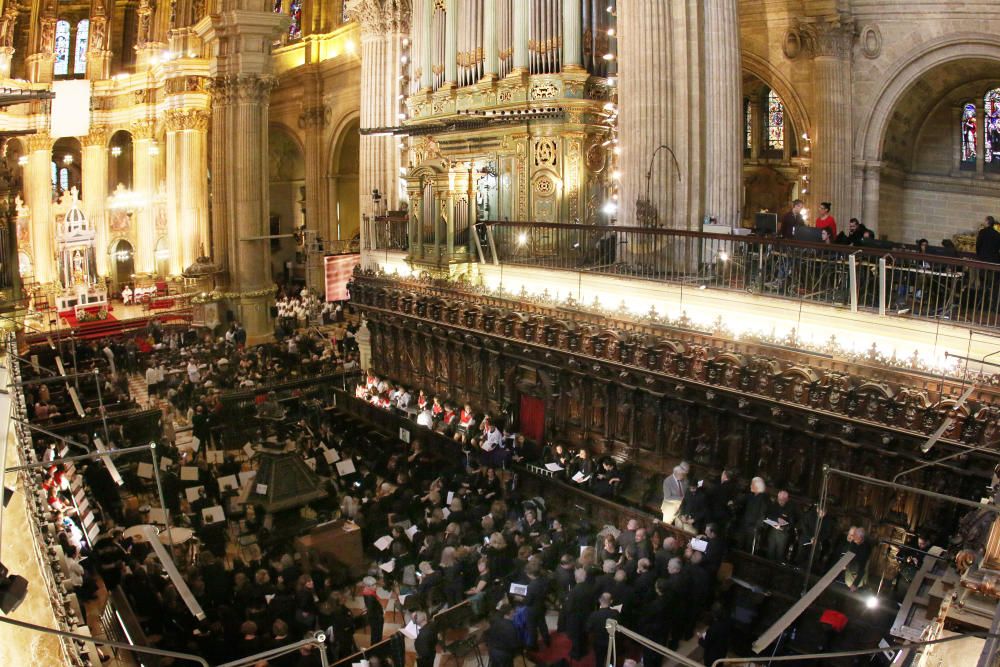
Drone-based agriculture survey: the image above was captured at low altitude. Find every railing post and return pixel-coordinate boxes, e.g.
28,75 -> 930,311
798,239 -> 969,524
848,253 -> 858,313
485,224 -> 499,265
878,257 -> 887,316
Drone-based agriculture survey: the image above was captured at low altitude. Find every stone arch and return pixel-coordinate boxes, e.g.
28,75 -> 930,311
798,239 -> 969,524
328,112 -> 361,243
742,52 -> 811,142
857,33 -> 1000,161
267,123 -> 305,287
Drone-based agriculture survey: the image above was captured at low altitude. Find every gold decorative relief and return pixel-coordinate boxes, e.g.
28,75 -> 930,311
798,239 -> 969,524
534,138 -> 558,167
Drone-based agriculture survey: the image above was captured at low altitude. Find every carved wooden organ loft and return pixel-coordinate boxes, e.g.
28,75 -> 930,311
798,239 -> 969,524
351,271 -> 1000,533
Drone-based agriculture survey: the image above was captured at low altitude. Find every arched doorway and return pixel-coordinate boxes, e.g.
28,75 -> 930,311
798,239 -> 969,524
330,118 -> 360,243
154,236 -> 169,278
109,239 -> 134,292
51,137 -> 82,200
268,126 -> 305,287
741,73 -> 803,225
108,130 -> 134,192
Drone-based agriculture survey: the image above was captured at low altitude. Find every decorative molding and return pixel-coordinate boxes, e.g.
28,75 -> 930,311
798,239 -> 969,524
298,105 -> 331,129
130,118 -> 157,140
25,133 -> 52,153
795,17 -> 855,59
208,75 -> 277,106
346,0 -> 411,35
81,127 -> 110,147
859,24 -> 882,59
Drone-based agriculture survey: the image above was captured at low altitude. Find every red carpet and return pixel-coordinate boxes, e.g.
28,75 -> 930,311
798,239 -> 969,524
59,311 -> 118,328
528,632 -> 645,667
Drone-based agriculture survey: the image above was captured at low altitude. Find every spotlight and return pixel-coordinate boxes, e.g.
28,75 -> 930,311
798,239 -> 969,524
602,53 -> 615,61
517,232 -> 527,245
865,594 -> 878,609
0,562 -> 28,615
62,154 -> 73,165
718,251 -> 729,262
602,202 -> 617,216
110,146 -> 122,157
17,155 -> 27,166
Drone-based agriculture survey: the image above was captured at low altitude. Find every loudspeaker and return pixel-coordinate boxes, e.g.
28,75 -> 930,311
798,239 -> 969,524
0,573 -> 28,614
2,485 -> 13,508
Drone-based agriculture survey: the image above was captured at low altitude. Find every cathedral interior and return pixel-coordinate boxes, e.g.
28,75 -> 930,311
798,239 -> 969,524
1,0 -> 1000,666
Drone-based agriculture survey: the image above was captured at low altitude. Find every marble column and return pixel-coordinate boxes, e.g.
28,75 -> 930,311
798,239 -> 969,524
0,6 -> 18,79
165,109 -> 209,274
618,0 -> 702,230
803,18 -> 853,217
25,133 -> 54,284
351,0 -> 410,223
300,99 -> 330,241
512,0 -> 528,73
86,0 -> 112,81
131,119 -> 158,275
482,0 -> 497,79
702,0 -> 741,227
861,161 -> 881,234
80,128 -> 110,276
443,0 -> 457,86
562,0 -> 582,70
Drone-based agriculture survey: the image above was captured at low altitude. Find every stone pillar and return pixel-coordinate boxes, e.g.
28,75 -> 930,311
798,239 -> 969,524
861,162 -> 881,234
350,0 -> 410,227
420,0 -> 433,91
86,0 -> 112,81
802,18 -> 853,216
443,0 -> 457,86
701,0 -> 741,227
131,119 -> 158,275
618,0 -> 702,230
512,0 -> 528,73
165,109 -> 209,274
25,133 -> 54,284
26,0 -> 57,83
0,6 -> 18,79
749,94 -> 761,161
562,0 -> 582,70
81,128 -> 110,276
482,0 -> 497,79
298,79 -> 330,240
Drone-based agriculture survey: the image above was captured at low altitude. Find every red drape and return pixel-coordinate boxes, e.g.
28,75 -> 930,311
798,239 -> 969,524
519,395 -> 545,443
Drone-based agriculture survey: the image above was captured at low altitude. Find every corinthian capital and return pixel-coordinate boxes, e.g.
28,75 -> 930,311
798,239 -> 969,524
130,118 -> 157,140
25,132 -> 52,153
81,126 -> 110,147
164,109 -> 210,132
347,0 -> 411,35
796,17 -> 855,59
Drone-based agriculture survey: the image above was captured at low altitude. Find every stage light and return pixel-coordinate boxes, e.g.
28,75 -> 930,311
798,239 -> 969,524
602,202 -> 617,216
110,146 -> 122,157
517,232 -> 527,245
402,38 -> 409,47
62,154 -> 73,165
17,155 -> 27,166
865,594 -> 878,609
612,170 -> 621,180
718,251 -> 729,262
607,77 -> 616,86
607,28 -> 615,37
603,53 -> 615,61
400,55 -> 408,64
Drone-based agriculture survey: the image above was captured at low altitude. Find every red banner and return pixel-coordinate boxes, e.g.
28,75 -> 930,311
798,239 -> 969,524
324,254 -> 360,302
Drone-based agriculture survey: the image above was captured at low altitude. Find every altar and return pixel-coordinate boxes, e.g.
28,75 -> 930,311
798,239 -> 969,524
54,190 -> 108,318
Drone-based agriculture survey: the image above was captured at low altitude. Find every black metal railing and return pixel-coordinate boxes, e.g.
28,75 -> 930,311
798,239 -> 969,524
368,215 -> 409,252
470,222 -> 999,330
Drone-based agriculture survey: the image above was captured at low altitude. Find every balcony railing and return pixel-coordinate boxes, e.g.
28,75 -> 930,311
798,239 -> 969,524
366,219 -> 1000,330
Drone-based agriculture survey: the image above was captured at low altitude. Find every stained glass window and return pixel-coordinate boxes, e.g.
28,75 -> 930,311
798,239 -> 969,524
289,0 -> 302,39
74,20 -> 89,75
50,162 -> 57,190
985,88 -> 1000,166
59,168 -> 69,192
962,103 -> 977,165
53,20 -> 70,76
766,89 -> 784,151
744,98 -> 752,151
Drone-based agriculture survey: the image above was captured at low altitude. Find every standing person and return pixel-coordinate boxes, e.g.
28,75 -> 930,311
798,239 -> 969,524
564,568 -> 594,660
815,202 -> 837,238
736,477 -> 769,554
485,602 -> 523,667
524,559 -> 551,648
93,524 -> 128,595
977,216 -> 1000,263
699,603 -> 731,666
763,490 -> 799,563
661,465 -> 687,523
779,199 -> 804,238
837,527 -> 873,592
413,611 -> 437,667
586,592 -> 620,667
361,576 -> 384,645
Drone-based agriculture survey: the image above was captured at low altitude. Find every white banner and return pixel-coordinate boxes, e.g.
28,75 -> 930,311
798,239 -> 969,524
51,79 -> 92,139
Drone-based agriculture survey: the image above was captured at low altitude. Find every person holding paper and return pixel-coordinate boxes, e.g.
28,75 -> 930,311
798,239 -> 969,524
361,576 -> 384,644
763,489 -> 799,563
568,448 -> 594,486
661,465 -> 687,523
413,611 -> 438,667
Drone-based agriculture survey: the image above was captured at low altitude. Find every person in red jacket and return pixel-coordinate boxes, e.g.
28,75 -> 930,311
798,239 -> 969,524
815,202 -> 837,239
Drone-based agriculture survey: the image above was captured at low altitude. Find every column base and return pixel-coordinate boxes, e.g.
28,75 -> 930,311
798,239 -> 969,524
228,292 -> 273,341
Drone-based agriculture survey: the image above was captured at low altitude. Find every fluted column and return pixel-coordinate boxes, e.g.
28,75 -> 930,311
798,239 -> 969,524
443,0 -> 457,86
0,6 -> 18,79
86,0 -> 112,81
25,133 -> 54,284
803,18 -> 853,216
861,162 -> 881,234
131,119 -> 158,275
619,0 -> 702,230
512,0 -> 528,73
165,109 -> 209,274
300,100 -> 330,240
562,0 -> 582,70
482,0 -> 497,79
81,128 -> 110,276
702,0 -> 741,226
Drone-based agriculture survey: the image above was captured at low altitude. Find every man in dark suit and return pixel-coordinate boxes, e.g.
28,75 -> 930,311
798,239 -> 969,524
586,593 -> 620,667
699,603 -> 731,666
701,523 -> 726,579
565,568 -> 595,660
523,560 -> 551,648
413,611 -> 437,667
485,602 -> 523,667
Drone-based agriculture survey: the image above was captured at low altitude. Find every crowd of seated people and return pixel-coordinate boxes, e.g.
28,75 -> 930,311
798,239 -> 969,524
355,372 -> 528,469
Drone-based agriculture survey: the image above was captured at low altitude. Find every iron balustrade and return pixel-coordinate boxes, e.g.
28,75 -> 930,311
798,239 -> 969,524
365,220 -> 1000,331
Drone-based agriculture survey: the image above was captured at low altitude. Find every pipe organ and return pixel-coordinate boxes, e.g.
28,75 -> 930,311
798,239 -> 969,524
402,0 -> 616,272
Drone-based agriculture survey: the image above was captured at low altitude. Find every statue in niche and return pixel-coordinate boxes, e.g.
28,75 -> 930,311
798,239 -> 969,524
638,398 -> 658,450
567,378 -> 583,424
435,345 -> 448,382
591,387 -> 606,434
450,346 -> 462,387
786,441 -> 808,493
468,350 -> 482,392
755,431 -> 775,474
615,400 -> 632,442
720,428 -> 743,467
486,358 -> 499,398
663,404 -> 685,457
423,341 -> 434,378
